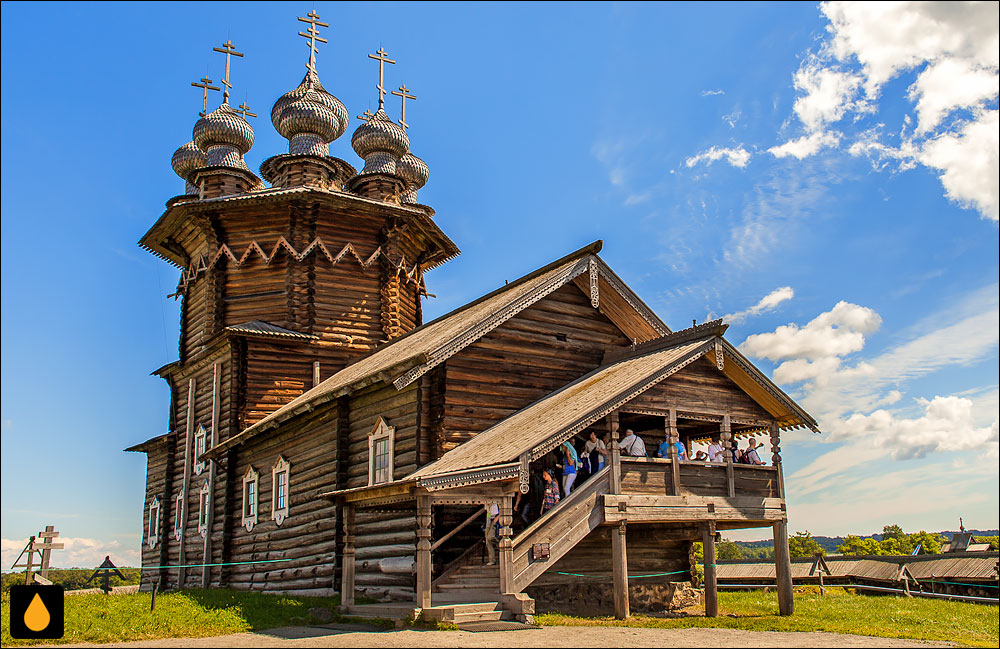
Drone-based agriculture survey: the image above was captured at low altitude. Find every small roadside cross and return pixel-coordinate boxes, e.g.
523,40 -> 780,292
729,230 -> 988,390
297,10 -> 329,73
191,76 -> 221,117
367,47 -> 396,108
391,84 -> 417,129
213,40 -> 245,104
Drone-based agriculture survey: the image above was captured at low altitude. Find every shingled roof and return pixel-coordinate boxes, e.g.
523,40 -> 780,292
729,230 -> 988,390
210,241 -> 670,457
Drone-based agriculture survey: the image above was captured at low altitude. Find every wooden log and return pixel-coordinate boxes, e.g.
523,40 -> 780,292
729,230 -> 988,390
703,521 -> 718,618
773,520 -> 794,615
611,521 -> 629,620
341,505 -> 355,607
415,495 -> 432,609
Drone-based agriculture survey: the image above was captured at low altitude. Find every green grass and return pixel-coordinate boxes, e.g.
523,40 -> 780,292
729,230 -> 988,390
0,588 -> 377,646
536,587 -> 999,648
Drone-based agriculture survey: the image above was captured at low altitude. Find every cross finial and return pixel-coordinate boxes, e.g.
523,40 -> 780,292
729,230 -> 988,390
191,76 -> 221,117
237,101 -> 257,119
297,10 -> 329,73
357,109 -> 375,123
391,84 -> 417,129
367,46 -> 396,108
213,39 -> 245,104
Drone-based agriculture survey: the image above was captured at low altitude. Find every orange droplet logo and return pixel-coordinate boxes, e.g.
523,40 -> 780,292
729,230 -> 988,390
24,593 -> 51,632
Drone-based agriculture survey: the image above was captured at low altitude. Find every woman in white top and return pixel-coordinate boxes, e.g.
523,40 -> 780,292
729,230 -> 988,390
585,431 -> 607,471
707,438 -> 723,462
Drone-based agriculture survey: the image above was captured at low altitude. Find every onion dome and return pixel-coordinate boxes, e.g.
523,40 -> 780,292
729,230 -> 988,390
271,70 -> 349,156
192,103 -> 254,169
351,107 -> 409,175
171,141 -> 207,194
397,152 -> 428,203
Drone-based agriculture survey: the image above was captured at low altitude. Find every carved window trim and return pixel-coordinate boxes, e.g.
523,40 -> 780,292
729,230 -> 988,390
147,496 -> 161,549
272,456 -> 290,526
193,424 -> 208,475
242,466 -> 259,532
368,417 -> 395,486
197,480 -> 211,538
173,493 -> 184,541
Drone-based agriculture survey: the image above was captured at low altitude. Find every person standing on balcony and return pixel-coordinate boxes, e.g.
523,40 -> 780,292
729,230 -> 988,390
620,429 -> 647,457
585,431 -> 607,472
657,438 -> 688,461
744,437 -> 766,465
707,436 -> 724,462
561,440 -> 579,495
541,469 -> 560,514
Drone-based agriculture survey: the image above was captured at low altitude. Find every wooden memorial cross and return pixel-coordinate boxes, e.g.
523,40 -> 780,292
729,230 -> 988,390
391,84 -> 416,129
213,40 -> 244,104
367,46 -> 396,108
10,526 -> 64,585
86,555 -> 126,594
297,10 -> 329,73
191,76 -> 221,117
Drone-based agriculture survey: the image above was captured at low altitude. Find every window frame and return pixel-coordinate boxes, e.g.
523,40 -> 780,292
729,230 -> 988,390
173,493 -> 184,540
367,417 -> 395,486
193,424 -> 207,475
147,496 -> 161,549
242,466 -> 258,532
271,456 -> 291,526
197,480 -> 211,538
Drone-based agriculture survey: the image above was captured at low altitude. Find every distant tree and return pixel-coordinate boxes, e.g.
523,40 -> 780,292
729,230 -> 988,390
881,524 -> 906,541
788,530 -> 826,557
693,541 -> 704,562
973,535 -> 999,550
907,530 -> 945,554
837,535 -> 885,556
717,541 -> 746,561
879,536 -> 914,555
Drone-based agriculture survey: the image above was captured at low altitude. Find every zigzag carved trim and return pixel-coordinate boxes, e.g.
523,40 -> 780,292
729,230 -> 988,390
170,239 -> 427,298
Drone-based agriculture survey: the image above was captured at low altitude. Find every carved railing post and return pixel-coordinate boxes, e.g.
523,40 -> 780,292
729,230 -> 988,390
340,505 -> 355,608
770,421 -> 784,498
608,411 -> 621,495
721,415 -> 734,497
415,495 -> 432,609
499,494 -> 514,594
665,409 -> 680,496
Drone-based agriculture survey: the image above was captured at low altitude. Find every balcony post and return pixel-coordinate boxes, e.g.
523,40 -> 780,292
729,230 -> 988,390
665,409 -> 680,495
721,415 -> 734,497
340,504 -> 355,607
773,519 -> 794,615
415,495 -> 432,609
499,493 -> 514,594
611,520 -> 630,619
769,421 -> 784,498
702,520 -> 718,617
608,410 -> 621,495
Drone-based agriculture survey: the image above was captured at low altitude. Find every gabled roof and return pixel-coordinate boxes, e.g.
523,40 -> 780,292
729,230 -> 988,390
209,241 -> 670,457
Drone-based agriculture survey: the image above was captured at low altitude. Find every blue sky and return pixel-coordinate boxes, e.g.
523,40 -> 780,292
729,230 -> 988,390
2,1 -> 997,566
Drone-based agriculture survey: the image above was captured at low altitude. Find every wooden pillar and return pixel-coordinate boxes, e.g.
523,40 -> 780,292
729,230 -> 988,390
702,521 -> 718,618
769,421 -> 784,498
415,495 -> 432,608
340,505 -> 355,607
178,377 -> 196,587
665,409 -> 680,495
203,362 -> 220,588
499,494 -> 514,594
611,521 -> 630,619
721,415 -> 734,498
608,411 -> 621,495
773,520 -> 794,616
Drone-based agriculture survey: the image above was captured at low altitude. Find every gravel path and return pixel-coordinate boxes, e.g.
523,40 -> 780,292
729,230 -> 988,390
64,624 -> 953,648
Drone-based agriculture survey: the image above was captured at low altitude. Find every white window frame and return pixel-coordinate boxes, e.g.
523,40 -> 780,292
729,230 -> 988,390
173,493 -> 184,540
242,466 -> 259,532
272,456 -> 291,526
197,480 -> 211,538
147,496 -> 161,549
367,417 -> 395,486
193,424 -> 207,475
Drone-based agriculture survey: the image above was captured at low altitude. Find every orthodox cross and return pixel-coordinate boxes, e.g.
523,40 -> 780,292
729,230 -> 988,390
297,10 -> 329,73
237,101 -> 257,119
191,76 -> 221,117
391,84 -> 416,129
213,40 -> 244,104
356,109 -> 374,123
367,47 -> 396,108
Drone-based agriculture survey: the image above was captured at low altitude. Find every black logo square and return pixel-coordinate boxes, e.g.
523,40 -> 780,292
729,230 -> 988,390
9,584 -> 64,640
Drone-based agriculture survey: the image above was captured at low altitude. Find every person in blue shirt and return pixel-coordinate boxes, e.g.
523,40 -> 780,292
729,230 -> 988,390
657,439 -> 688,461
561,440 -> 579,495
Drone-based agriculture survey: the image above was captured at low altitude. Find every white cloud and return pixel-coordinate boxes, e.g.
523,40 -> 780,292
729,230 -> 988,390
1,536 -> 140,570
721,286 -> 795,324
740,300 -> 881,364
769,131 -> 841,159
685,145 -> 751,168
919,109 -> 1000,221
702,89 -> 725,96
792,62 -> 863,131
909,58 -> 999,134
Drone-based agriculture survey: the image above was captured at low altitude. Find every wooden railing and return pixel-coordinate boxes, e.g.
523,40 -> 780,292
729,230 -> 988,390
619,458 -> 779,499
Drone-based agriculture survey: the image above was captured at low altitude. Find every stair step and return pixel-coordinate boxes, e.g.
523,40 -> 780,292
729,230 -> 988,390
436,582 -> 499,590
453,610 -> 513,623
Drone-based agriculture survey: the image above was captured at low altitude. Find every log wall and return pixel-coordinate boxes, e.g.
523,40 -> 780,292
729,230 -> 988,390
139,440 -> 169,591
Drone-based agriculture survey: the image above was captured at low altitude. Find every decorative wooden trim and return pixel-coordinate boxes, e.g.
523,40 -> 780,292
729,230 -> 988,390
518,452 -> 530,495
147,496 -> 161,549
529,341 -> 715,461
241,466 -> 258,532
714,339 -> 724,370
367,417 -> 395,486
197,480 -> 211,538
173,493 -> 184,541
418,462 -> 521,491
597,265 -> 670,336
588,257 -> 600,309
271,456 -> 291,526
193,425 -> 207,475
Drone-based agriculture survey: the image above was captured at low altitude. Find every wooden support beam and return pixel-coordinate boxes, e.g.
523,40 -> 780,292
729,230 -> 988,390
415,495 -> 432,609
769,421 -> 785,499
702,520 -> 718,618
721,415 -> 735,498
666,409 -> 680,496
203,362 -> 220,588
179,377 -> 196,588
773,519 -> 794,616
611,521 -> 629,619
430,508 -> 484,552
608,411 -> 621,496
340,505 -> 356,607
499,494 -> 514,594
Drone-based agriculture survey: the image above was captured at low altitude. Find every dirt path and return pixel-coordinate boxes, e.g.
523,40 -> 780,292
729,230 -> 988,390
65,624 -> 953,648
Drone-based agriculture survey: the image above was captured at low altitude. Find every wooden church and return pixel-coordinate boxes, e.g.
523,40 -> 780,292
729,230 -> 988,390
128,12 -> 818,623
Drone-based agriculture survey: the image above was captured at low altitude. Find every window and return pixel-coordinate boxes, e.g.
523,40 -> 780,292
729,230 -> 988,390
272,456 -> 290,526
242,466 -> 258,532
367,417 -> 395,486
193,425 -> 207,475
173,493 -> 184,540
197,481 -> 211,538
147,496 -> 161,549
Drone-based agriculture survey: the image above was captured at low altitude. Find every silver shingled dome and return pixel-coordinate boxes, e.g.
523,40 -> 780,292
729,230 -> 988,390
351,107 -> 409,175
397,152 -> 428,203
193,103 -> 255,167
271,70 -> 349,156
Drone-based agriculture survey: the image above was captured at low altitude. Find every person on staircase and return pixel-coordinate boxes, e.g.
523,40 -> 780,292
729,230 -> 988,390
560,440 -> 579,495
541,469 -> 560,514
484,501 -> 500,566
